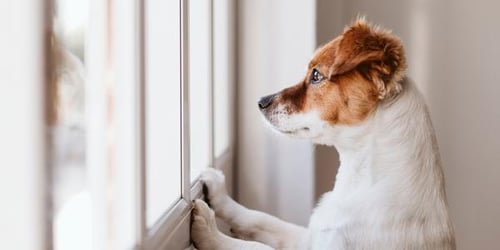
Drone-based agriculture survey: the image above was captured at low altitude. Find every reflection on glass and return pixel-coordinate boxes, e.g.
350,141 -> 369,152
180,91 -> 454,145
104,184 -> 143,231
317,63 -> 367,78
50,1 -> 91,249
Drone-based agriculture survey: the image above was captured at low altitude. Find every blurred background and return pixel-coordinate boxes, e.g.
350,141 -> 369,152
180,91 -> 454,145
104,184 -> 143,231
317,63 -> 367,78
2,0 -> 499,249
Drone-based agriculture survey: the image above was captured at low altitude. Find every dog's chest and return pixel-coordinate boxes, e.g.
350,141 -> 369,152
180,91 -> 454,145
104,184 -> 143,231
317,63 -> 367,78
308,191 -> 360,249
307,189 -> 385,249
307,188 -> 453,250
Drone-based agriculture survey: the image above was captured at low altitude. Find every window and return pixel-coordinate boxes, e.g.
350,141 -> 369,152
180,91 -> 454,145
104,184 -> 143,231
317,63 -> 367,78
144,0 -> 182,228
213,0 -> 233,158
2,0 -> 235,249
189,0 -> 212,181
50,0 -> 91,249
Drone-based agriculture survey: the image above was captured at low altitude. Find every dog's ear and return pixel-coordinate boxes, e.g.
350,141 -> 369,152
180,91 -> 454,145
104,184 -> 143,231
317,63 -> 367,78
329,18 -> 406,100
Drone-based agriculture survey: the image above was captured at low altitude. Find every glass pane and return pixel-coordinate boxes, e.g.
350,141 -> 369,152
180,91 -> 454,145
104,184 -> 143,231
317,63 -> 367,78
50,0 -> 92,249
213,0 -> 231,157
189,0 -> 211,181
145,0 -> 182,227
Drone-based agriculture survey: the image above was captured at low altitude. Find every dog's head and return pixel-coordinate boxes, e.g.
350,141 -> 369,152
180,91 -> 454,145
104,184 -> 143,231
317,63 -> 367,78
258,18 -> 406,141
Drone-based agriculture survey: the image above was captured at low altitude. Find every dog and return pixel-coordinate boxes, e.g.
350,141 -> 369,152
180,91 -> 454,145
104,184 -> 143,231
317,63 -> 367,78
191,18 -> 456,250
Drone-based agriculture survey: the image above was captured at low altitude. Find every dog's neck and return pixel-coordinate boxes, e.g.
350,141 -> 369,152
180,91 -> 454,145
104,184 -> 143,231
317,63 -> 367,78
310,78 -> 455,249
323,78 -> 447,199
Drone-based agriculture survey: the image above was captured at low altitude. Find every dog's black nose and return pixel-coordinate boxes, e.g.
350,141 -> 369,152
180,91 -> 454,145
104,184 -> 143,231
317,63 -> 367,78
258,94 -> 276,110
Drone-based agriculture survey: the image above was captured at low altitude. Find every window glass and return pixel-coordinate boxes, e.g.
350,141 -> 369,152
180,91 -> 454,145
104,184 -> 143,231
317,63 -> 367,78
51,0 -> 92,249
145,0 -> 182,227
213,0 -> 231,157
47,0 -> 234,247
189,0 -> 211,181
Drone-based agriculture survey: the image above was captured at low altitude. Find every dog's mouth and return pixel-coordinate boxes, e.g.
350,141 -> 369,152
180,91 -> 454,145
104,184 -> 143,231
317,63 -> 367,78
280,127 -> 310,134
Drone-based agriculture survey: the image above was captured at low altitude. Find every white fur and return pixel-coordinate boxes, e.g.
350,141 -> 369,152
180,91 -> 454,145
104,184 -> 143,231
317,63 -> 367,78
191,78 -> 455,249
263,104 -> 326,140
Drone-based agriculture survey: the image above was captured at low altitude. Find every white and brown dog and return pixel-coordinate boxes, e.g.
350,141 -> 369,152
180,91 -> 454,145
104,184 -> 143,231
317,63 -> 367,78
191,19 -> 456,250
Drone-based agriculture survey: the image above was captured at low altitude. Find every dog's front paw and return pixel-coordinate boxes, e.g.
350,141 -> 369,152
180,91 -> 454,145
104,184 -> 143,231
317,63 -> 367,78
191,199 -> 219,249
200,168 -> 228,210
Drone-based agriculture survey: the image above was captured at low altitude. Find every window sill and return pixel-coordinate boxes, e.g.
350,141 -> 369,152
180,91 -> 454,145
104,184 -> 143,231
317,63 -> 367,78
145,149 -> 232,250
145,179 -> 204,250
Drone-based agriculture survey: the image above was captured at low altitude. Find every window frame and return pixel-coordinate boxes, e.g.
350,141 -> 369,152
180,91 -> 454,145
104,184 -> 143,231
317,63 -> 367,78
84,0 -> 235,248
138,0 -> 235,249
140,0 -> 194,247
12,0 -> 235,248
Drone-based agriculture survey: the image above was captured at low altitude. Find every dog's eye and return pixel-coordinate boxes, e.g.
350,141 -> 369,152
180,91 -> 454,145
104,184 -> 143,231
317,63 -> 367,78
310,68 -> 324,84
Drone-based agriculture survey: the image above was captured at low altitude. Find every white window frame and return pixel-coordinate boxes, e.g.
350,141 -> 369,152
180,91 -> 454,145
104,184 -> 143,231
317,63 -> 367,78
142,0 -> 236,248
2,0 -> 234,249
140,0 -> 195,247
86,0 -> 235,249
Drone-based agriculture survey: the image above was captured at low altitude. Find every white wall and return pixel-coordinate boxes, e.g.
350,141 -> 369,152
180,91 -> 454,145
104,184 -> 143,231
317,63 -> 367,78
316,0 -> 500,249
313,0 -> 344,201
236,0 -> 316,226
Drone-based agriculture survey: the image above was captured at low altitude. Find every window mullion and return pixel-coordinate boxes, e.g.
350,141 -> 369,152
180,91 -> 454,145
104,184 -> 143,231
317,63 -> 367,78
135,0 -> 147,246
181,0 -> 191,202
208,0 -> 215,169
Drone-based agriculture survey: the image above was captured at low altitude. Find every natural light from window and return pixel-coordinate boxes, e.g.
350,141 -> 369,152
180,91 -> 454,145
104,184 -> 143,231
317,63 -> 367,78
51,0 -> 91,249
145,0 -> 182,227
213,0 -> 231,157
189,0 -> 211,181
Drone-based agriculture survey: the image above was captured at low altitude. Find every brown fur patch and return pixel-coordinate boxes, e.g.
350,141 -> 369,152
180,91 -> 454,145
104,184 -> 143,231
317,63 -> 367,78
271,18 -> 406,125
306,71 -> 379,125
330,19 -> 407,100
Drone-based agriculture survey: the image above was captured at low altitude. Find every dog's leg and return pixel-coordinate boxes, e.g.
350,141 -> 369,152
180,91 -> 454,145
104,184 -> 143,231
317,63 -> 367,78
200,169 -> 308,249
191,199 -> 273,250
